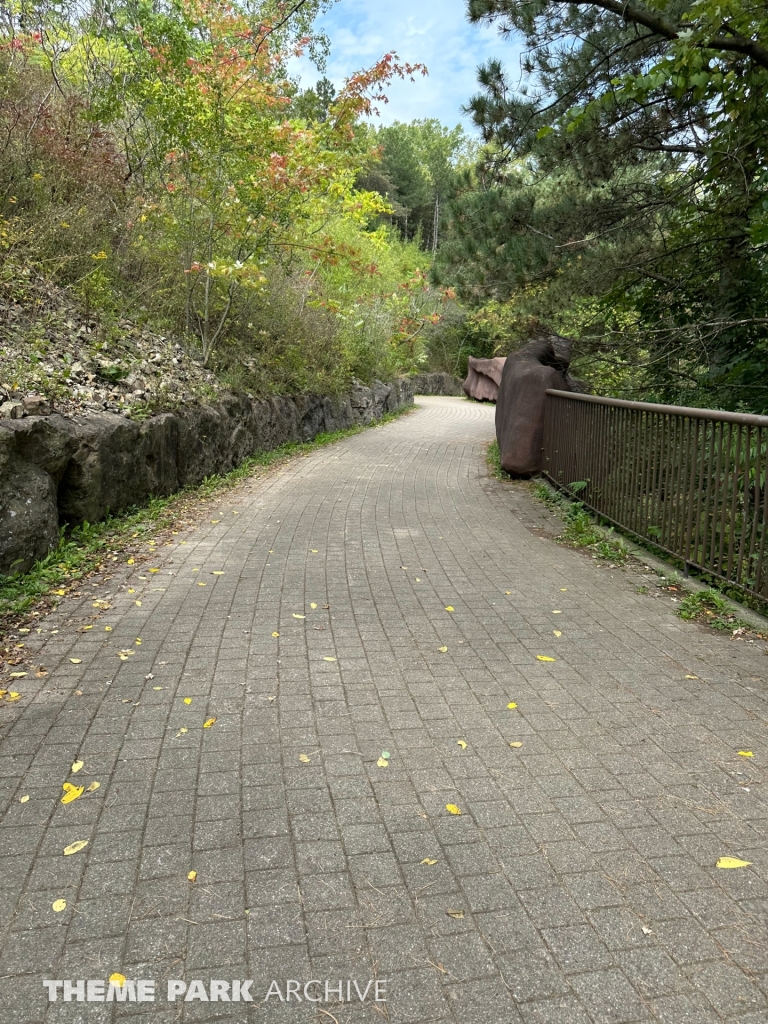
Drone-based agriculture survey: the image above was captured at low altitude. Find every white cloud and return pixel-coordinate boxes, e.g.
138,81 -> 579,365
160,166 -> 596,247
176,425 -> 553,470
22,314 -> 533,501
289,0 -> 523,130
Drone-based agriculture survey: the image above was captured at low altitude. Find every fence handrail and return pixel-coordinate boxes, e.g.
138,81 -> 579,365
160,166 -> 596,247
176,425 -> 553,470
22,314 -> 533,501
546,390 -> 768,428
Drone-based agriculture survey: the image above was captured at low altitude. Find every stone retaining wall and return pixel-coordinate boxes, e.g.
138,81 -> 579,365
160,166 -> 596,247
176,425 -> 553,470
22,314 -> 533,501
410,372 -> 463,396
0,378 -> 413,575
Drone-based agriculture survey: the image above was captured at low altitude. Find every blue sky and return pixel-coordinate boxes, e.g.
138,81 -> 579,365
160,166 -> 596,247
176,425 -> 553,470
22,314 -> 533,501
290,0 -> 523,132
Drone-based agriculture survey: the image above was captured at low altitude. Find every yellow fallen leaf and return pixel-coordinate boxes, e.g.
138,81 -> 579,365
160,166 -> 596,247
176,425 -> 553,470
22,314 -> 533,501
8,671 -> 26,678
20,794 -> 29,803
197,583 -> 206,587
54,589 -> 66,596
109,974 -> 126,987
507,702 -> 518,709
203,717 -> 217,728
457,740 -> 467,749
93,600 -> 111,609
323,656 -> 336,662
61,783 -> 84,805
310,602 -> 317,609
128,588 -> 135,593
52,899 -> 67,912
446,908 -> 464,919
81,625 -> 93,631
560,588 -> 567,591
293,613 -> 305,619
438,646 -> 448,653
175,728 -> 188,737
738,751 -> 754,757
509,741 -> 523,748
536,655 -> 556,662
127,558 -> 134,565
212,571 -> 225,575
153,686 -> 162,690
63,840 -> 89,856
505,590 -> 511,595
187,871 -> 197,882
553,630 -> 562,637
86,781 -> 100,793
184,697 -> 192,705
7,691 -> 21,701
552,610 -> 562,614
70,658 -> 82,665
135,600 -> 142,605
421,858 -> 438,865
71,760 -> 84,774
685,674 -> 698,679
446,804 -> 461,815
104,626 -> 112,632
210,519 -> 220,524
135,638 -> 142,645
445,606 -> 454,612
377,757 -> 389,767
149,568 -> 159,573
717,857 -> 751,869
299,754 -> 310,763
272,631 -> 280,637
311,549 -> 318,553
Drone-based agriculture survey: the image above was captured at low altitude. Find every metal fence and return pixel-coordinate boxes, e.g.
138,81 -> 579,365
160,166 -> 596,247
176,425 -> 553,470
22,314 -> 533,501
542,390 -> 768,601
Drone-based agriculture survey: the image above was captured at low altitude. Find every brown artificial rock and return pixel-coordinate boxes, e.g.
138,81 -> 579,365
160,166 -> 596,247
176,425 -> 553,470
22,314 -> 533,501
462,356 -> 507,402
495,335 -> 573,476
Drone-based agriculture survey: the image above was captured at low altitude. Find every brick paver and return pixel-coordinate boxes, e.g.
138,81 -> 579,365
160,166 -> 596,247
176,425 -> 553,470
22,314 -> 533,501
2,395 -> 768,1023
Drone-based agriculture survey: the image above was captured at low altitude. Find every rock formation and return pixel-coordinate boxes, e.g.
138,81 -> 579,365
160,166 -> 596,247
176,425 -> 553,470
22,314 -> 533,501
410,372 -> 464,396
495,335 -> 573,476
463,357 -> 507,402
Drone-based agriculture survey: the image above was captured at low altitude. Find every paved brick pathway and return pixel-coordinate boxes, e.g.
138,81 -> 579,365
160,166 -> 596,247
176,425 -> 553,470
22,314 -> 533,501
3,396 -> 768,1024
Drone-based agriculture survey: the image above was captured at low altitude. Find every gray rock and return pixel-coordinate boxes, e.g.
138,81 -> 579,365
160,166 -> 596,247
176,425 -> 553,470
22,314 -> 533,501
0,430 -> 59,574
410,372 -> 463,396
0,401 -> 24,420
22,395 -> 52,416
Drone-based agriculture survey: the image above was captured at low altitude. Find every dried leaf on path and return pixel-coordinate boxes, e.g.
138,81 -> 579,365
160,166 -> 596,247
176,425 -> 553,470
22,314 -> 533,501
63,840 -> 88,856
61,783 -> 83,805
717,857 -> 751,869
457,740 -> 467,749
445,804 -> 461,815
